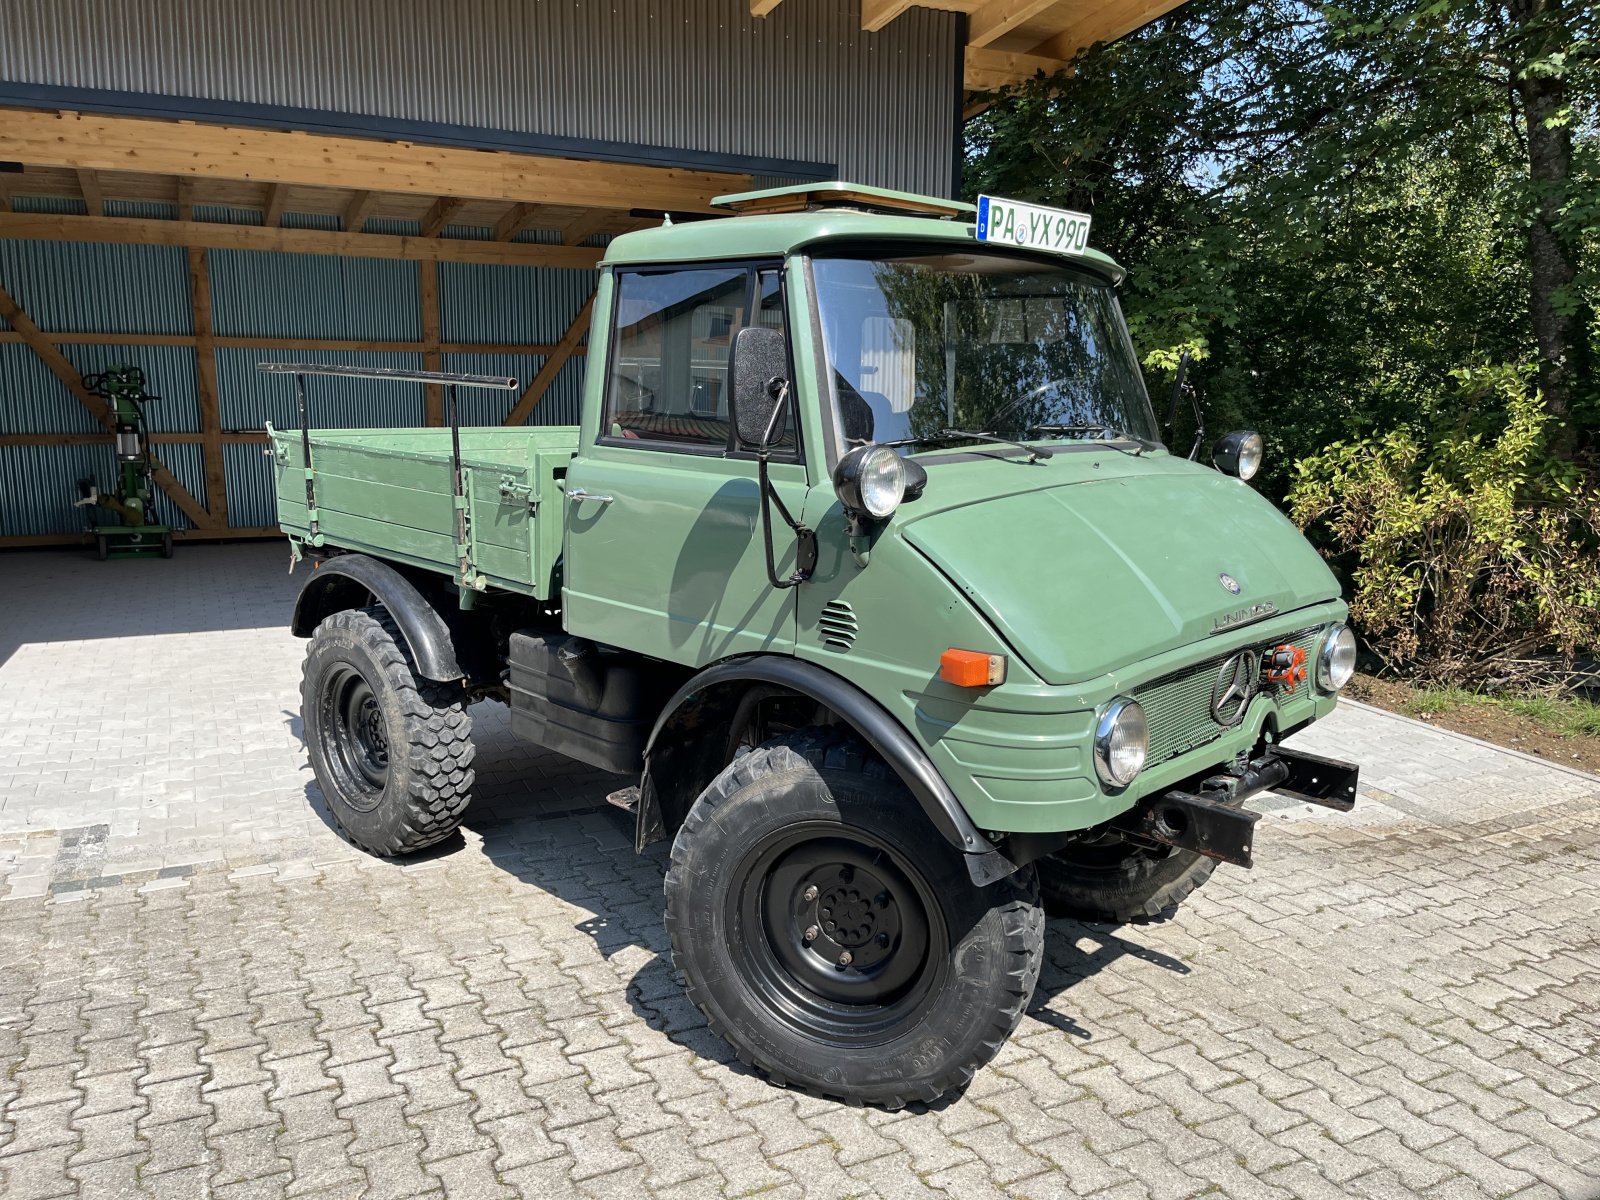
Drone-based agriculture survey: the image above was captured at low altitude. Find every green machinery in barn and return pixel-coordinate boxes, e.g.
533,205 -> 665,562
74,366 -> 174,560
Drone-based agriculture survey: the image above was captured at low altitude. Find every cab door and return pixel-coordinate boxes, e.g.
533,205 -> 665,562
562,263 -> 810,667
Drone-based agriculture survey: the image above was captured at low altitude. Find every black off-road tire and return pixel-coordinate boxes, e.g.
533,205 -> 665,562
1037,841 -> 1218,924
301,606 -> 474,856
664,728 -> 1044,1109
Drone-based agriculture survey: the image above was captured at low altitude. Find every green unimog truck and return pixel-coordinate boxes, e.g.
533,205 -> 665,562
267,182 -> 1360,1108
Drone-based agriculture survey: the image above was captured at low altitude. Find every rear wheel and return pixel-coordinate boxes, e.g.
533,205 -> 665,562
301,606 -> 474,855
1037,838 -> 1218,924
665,729 -> 1043,1108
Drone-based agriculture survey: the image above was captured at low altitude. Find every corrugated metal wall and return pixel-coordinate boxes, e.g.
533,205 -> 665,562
0,234 -> 595,536
0,0 -> 961,538
0,0 -> 961,194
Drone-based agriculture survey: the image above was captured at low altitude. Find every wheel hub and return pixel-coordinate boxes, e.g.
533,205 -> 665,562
789,860 -> 903,974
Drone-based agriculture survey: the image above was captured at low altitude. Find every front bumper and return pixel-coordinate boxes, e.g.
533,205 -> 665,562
1112,745 -> 1359,869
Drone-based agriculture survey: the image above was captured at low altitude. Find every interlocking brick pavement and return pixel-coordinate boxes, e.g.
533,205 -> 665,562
2,545 -> 1599,1198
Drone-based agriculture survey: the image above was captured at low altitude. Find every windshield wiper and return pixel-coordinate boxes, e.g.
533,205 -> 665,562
1025,423 -> 1153,453
882,428 -> 1053,463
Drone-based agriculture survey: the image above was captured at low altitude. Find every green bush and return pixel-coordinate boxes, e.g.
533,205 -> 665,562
1288,365 -> 1600,684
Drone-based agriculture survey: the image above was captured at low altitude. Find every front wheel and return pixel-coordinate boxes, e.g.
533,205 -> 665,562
301,606 -> 474,856
1037,838 -> 1218,924
665,730 -> 1043,1108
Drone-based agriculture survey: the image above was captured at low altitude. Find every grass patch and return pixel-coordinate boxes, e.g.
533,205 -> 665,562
1399,686 -> 1600,738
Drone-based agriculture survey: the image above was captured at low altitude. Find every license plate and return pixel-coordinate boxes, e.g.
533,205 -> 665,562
975,195 -> 1092,257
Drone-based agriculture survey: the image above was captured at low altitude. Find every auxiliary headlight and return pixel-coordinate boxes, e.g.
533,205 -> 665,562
1318,625 -> 1357,692
1213,430 -> 1264,481
834,444 -> 907,521
1094,697 -> 1149,789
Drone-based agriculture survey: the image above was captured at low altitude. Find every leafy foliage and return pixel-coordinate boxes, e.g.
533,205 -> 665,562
1288,366 -> 1600,680
963,0 -> 1600,675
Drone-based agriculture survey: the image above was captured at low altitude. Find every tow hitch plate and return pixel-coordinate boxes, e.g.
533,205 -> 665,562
1116,791 -> 1262,869
1273,746 -> 1359,811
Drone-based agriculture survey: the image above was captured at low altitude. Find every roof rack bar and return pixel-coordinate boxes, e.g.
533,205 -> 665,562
257,363 -> 519,390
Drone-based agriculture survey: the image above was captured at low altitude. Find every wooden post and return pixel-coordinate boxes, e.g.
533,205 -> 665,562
419,260 -> 443,426
189,247 -> 228,525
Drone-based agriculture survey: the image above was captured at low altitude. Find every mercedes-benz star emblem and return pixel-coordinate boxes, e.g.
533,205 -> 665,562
1210,652 -> 1258,726
1219,573 -> 1242,594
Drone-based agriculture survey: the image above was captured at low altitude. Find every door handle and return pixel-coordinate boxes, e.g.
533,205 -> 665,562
565,487 -> 614,505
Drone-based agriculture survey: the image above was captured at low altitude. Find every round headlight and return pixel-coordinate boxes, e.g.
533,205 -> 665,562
1093,697 -> 1148,789
834,444 -> 908,521
1318,625 -> 1357,692
1213,431 -> 1264,481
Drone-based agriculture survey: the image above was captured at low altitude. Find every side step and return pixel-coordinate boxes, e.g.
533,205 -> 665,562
606,786 -> 641,815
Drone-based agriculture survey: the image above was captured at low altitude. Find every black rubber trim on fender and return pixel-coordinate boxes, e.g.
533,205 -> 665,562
644,656 -> 1001,872
290,554 -> 463,683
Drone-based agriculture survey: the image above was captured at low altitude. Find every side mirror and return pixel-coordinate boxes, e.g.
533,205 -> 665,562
729,326 -> 790,452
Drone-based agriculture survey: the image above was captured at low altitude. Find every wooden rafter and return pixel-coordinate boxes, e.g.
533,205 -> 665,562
750,0 -> 785,14
0,178 -> 10,212
342,190 -> 379,233
76,168 -> 104,216
861,0 -> 916,31
1029,0 -> 1180,60
175,177 -> 194,220
0,212 -> 605,268
503,296 -> 594,426
419,197 -> 466,239
965,45 -> 1068,89
560,210 -> 614,247
495,203 -> 538,243
1,109 -> 747,213
0,279 -> 215,528
967,0 -> 1062,47
262,182 -> 289,227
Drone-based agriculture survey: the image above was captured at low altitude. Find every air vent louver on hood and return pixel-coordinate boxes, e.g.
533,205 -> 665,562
819,601 -> 859,651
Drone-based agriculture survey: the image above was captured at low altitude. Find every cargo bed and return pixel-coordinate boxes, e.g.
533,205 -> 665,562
270,425 -> 578,599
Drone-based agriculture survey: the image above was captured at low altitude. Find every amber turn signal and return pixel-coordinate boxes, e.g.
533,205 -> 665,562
939,649 -> 1007,688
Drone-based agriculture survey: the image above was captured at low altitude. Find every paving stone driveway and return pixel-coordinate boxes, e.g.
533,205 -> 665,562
2,545 -> 1599,1200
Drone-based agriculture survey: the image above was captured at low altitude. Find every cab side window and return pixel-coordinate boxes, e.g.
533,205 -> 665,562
604,265 -> 797,455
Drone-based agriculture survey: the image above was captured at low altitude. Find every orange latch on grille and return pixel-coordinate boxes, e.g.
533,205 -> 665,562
1265,644 -> 1307,693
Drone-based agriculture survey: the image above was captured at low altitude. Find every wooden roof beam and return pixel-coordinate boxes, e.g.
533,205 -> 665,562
175,177 -> 195,220
0,211 -> 606,269
76,168 -> 104,216
750,0 -> 784,14
262,182 -> 288,227
342,189 -> 378,232
0,109 -> 747,214
861,0 -> 916,32
495,202 -> 538,242
965,45 -> 1069,89
419,196 -> 466,238
561,209 -> 614,246
1029,0 -> 1179,60
967,0 -> 1064,47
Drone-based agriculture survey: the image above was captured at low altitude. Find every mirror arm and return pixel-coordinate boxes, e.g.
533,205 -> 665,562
754,382 -> 816,590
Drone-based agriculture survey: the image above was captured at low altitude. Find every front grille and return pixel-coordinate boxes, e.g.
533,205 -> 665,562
1136,628 -> 1322,766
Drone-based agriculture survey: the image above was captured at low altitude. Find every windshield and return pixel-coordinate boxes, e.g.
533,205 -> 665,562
812,252 -> 1159,455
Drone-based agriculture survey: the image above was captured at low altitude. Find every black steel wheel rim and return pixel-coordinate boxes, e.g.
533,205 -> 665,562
727,822 -> 947,1046
318,663 -> 389,810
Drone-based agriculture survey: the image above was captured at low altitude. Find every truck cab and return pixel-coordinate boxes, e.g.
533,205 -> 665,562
271,182 -> 1359,1108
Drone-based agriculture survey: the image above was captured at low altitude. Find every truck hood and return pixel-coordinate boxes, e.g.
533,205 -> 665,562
900,465 -> 1341,685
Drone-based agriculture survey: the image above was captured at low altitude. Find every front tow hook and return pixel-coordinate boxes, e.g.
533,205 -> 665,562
1112,746 -> 1360,869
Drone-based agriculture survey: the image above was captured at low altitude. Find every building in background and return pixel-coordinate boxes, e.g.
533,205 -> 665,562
0,0 -> 1181,545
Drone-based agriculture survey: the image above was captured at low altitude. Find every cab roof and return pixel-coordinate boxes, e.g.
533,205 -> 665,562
601,181 -> 1127,284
